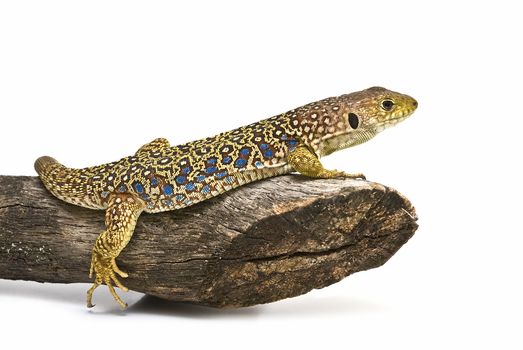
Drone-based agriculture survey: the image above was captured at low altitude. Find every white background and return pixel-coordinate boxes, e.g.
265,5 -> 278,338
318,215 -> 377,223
1,1 -> 522,349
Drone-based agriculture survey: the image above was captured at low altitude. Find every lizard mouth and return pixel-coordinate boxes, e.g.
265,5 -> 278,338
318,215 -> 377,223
374,108 -> 415,132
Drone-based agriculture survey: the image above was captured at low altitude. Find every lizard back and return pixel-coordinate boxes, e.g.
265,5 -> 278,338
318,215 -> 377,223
35,112 -> 300,212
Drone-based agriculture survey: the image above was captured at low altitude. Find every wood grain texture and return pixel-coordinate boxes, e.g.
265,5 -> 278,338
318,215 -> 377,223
0,175 -> 418,308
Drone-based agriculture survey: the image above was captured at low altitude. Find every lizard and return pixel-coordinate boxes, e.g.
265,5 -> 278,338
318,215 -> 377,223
34,86 -> 418,309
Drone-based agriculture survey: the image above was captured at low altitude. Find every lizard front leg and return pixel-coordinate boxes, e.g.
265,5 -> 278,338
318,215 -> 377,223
287,145 -> 365,180
87,193 -> 144,309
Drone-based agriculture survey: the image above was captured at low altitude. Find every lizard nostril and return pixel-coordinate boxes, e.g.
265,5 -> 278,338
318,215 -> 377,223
412,100 -> 418,108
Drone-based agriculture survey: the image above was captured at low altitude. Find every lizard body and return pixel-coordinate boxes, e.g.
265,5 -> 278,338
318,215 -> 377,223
35,86 -> 417,308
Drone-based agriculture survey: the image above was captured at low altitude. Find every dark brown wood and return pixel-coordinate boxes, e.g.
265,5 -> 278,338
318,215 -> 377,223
0,175 -> 418,308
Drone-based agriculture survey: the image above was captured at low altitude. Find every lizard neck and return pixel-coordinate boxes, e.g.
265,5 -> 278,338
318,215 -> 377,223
316,129 -> 378,157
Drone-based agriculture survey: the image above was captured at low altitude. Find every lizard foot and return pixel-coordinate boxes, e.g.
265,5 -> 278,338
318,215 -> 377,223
319,169 -> 366,180
339,171 -> 366,180
87,252 -> 129,309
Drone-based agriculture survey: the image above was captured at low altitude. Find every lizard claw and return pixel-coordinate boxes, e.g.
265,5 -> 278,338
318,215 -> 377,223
111,259 -> 129,278
320,169 -> 366,180
340,172 -> 366,180
87,253 -> 128,309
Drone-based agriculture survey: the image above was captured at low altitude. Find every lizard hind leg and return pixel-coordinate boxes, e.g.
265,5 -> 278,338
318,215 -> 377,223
86,193 -> 144,309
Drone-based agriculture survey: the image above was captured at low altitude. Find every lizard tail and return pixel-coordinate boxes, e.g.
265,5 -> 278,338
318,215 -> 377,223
34,156 -> 92,207
34,155 -> 71,195
34,156 -> 62,176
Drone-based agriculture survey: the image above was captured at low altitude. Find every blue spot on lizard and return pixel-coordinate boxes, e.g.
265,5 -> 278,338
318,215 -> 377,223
163,184 -> 174,196
234,159 -> 247,168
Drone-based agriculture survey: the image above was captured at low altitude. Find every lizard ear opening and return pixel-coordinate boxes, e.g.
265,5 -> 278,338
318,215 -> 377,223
348,113 -> 359,129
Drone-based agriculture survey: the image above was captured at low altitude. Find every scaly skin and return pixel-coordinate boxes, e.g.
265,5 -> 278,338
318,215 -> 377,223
34,86 -> 418,308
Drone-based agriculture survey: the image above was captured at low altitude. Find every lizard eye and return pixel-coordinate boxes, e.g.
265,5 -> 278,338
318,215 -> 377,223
381,99 -> 395,111
348,113 -> 359,129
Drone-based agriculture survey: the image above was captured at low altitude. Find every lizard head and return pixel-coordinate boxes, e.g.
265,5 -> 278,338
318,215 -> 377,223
315,86 -> 418,156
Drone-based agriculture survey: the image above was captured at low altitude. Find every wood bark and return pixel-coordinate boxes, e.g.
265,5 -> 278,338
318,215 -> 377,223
0,175 -> 418,308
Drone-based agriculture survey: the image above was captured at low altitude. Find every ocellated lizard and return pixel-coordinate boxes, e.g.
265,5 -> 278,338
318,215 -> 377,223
35,86 -> 418,308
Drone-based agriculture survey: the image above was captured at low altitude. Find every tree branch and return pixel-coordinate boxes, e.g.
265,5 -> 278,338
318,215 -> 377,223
0,175 -> 418,308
